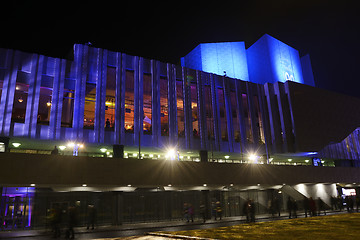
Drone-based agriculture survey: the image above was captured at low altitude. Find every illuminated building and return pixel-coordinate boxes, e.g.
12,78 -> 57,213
1,35 -> 360,229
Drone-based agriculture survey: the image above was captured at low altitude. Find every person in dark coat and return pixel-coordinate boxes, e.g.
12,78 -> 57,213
199,201 -> 206,223
51,146 -> 59,155
292,200 -> 298,218
243,200 -> 251,223
66,206 -> 77,239
249,200 -> 256,223
309,197 -> 317,216
303,196 -> 310,217
287,197 -> 293,219
86,204 -> 96,230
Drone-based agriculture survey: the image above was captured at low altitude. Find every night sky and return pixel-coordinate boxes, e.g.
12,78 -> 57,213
1,1 -> 359,97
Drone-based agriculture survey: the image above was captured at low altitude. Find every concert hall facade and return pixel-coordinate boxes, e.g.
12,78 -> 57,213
1,35 -> 360,229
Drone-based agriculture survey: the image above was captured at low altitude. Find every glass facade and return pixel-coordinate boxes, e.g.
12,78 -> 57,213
242,93 -> 253,143
230,88 -> 240,142
176,80 -> 185,137
143,73 -> 152,135
218,87 -> 228,141
160,76 -> 169,136
0,79 -> 3,104
254,96 -> 265,144
125,70 -> 134,133
203,74 -> 214,140
0,186 -> 298,229
105,67 -> 116,130
61,79 -> 75,128
11,83 -> 29,123
2,45 -> 300,157
84,83 -> 96,129
188,71 -> 199,138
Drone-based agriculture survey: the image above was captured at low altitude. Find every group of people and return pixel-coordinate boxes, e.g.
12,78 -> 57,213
243,199 -> 256,223
183,203 -> 195,223
49,205 -> 78,239
49,204 -> 96,239
183,201 -> 223,223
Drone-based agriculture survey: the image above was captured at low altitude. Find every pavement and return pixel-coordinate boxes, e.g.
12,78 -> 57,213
0,210 -> 347,240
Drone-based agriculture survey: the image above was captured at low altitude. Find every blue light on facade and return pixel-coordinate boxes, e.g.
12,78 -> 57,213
182,34 -> 315,87
247,34 -> 310,85
181,42 -> 250,81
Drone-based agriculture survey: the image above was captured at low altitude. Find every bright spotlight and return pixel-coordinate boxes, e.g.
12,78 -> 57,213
100,148 -> 107,153
12,142 -> 21,148
166,148 -> 176,160
58,146 -> 66,151
248,154 -> 257,161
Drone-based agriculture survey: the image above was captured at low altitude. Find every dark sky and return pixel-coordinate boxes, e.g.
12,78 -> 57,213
1,1 -> 359,97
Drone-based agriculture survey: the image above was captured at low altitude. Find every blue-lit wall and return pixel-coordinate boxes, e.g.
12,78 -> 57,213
182,34 -> 315,87
181,42 -> 249,81
300,54 -> 315,87
247,34 -> 306,85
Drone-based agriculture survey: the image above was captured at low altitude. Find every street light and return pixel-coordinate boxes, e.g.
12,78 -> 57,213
67,142 -> 84,156
12,142 -> 21,148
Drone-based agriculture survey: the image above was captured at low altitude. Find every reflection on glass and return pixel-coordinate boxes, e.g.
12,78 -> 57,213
0,80 -> 3,104
84,83 -> 96,129
218,88 -> 228,141
37,87 -> 52,125
61,86 -> 74,128
242,93 -> 253,143
143,73 -> 152,135
105,67 -> 116,130
204,82 -> 214,140
230,89 -> 240,142
254,96 -> 265,144
188,74 -> 199,138
125,70 -> 134,133
12,83 -> 29,123
160,77 -> 169,136
176,80 -> 184,137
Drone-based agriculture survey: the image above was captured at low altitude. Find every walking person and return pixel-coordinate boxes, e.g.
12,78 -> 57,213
212,202 -> 217,220
292,200 -> 298,218
243,200 -> 251,223
309,197 -> 317,216
188,204 -> 194,223
249,200 -> 256,223
287,197 -> 293,219
86,204 -> 96,230
51,145 -> 59,155
66,206 -> 77,239
318,198 -> 326,215
183,203 -> 189,222
200,201 -> 206,223
216,201 -> 222,220
303,196 -> 310,217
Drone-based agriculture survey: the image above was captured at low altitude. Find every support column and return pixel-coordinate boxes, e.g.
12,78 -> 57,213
25,54 -> 43,138
213,75 -> 221,152
133,57 -> 143,149
197,71 -> 207,150
0,49 -> 18,136
182,67 -> 191,149
114,52 -> 122,144
95,48 -> 107,143
168,64 -> 177,146
72,44 -> 88,140
49,58 -> 66,140
152,60 -> 161,147
235,80 -> 246,157
223,77 -> 233,152
119,54 -> 126,145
